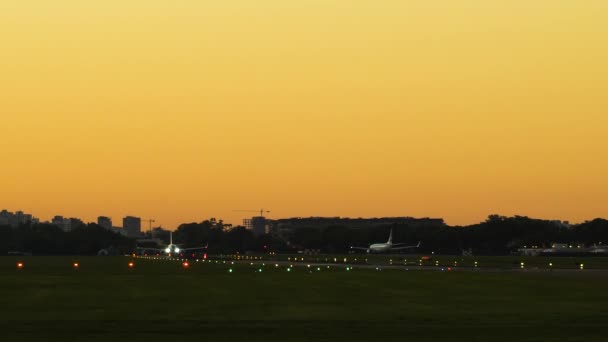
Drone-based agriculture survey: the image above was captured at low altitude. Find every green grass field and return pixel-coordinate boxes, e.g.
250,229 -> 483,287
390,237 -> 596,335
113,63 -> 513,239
2,256 -> 608,341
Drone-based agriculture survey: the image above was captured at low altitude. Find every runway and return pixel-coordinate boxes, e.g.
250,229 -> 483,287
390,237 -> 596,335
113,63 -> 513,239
134,254 -> 608,274
227,259 -> 608,274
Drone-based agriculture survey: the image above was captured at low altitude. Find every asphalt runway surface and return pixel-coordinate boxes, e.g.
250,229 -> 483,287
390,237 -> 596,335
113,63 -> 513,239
142,256 -> 608,274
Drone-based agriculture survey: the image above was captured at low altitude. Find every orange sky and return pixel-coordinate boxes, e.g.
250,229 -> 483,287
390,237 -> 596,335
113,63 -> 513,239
2,1 -> 607,228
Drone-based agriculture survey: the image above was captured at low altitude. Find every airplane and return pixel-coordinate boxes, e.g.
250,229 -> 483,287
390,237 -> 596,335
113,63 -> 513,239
137,232 -> 207,256
350,229 -> 421,253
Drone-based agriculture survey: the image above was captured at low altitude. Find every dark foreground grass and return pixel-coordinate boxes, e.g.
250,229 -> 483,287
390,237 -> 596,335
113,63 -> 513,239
2,256 -> 608,341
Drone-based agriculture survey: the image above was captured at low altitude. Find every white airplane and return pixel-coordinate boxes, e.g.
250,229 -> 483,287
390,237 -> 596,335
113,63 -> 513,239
137,232 -> 207,255
350,229 -> 421,253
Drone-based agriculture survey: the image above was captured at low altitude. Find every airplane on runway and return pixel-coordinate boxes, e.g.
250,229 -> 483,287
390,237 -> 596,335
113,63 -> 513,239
350,229 -> 420,253
137,232 -> 207,256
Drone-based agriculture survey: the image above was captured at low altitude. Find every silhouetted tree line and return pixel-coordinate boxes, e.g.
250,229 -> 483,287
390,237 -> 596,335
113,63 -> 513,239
168,216 -> 608,255
0,223 -> 135,255
172,218 -> 281,254
288,216 -> 608,255
3,216 -> 608,255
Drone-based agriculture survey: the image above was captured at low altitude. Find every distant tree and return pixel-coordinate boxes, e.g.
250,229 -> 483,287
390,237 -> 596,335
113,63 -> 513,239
224,227 -> 255,253
292,227 -> 323,250
5,215 -> 608,256
322,225 -> 350,253
573,219 -> 608,244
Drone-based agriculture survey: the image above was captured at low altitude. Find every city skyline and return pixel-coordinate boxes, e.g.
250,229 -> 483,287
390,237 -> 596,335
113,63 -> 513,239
2,1 -> 607,229
0,206 -> 584,231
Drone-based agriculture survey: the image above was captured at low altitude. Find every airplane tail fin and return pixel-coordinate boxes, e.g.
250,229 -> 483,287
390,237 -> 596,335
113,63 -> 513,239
417,241 -> 421,248
170,232 -> 173,245
387,228 -> 393,245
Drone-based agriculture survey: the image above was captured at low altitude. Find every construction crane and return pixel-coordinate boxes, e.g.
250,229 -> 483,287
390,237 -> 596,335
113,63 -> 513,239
233,209 -> 271,217
142,219 -> 156,234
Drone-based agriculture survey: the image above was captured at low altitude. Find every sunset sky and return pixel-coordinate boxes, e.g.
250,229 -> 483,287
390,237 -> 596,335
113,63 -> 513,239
2,1 -> 607,228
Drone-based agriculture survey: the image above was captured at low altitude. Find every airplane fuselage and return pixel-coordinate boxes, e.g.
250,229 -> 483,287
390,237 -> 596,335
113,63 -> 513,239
368,243 -> 392,253
164,244 -> 180,254
350,229 -> 420,253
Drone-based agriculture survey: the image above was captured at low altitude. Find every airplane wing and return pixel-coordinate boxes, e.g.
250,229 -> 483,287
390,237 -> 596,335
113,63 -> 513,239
391,242 -> 421,250
178,245 -> 208,252
350,246 -> 369,251
136,246 -> 165,252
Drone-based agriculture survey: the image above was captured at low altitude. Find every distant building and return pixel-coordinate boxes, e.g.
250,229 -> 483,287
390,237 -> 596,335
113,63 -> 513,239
243,219 -> 252,230
0,210 -> 9,226
123,216 -> 142,238
112,227 -> 128,236
15,211 -> 24,224
252,216 -> 269,236
0,209 -> 37,228
243,216 -> 270,236
51,215 -> 64,226
98,216 -> 113,230
52,215 -> 72,232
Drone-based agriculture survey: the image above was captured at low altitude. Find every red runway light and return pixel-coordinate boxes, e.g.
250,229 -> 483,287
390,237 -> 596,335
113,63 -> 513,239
128,262 -> 135,268
17,262 -> 24,269
73,263 -> 79,269
182,262 -> 190,268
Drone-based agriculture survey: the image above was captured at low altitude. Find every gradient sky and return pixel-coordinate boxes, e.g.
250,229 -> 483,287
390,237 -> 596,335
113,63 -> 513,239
2,1 -> 607,228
